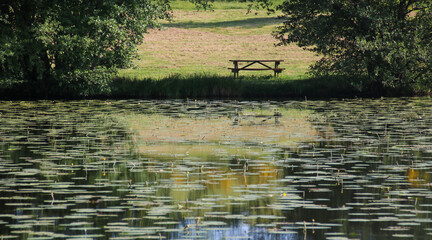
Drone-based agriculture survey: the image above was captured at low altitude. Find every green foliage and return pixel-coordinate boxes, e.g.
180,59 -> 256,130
189,0 -> 215,10
57,67 -> 116,97
0,0 -> 171,97
275,0 -> 432,92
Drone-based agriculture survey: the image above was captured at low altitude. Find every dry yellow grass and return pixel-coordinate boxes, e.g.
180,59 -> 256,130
120,9 -> 319,79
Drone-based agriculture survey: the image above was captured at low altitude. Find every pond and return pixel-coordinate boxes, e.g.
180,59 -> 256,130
1,98 -> 432,239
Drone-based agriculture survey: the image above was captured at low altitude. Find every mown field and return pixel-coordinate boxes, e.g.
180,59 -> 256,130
118,1 -> 319,80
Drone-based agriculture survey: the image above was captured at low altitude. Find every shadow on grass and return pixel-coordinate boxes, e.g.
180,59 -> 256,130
110,74 -> 364,99
165,17 -> 282,29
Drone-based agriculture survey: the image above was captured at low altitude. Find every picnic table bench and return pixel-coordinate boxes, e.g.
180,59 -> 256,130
229,60 -> 285,77
231,110 -> 282,126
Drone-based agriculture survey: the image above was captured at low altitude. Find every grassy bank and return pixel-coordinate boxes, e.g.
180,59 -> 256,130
111,74 -> 363,99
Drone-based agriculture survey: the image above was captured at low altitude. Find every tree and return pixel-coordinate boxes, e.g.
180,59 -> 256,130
274,0 -> 432,93
0,0 -> 171,97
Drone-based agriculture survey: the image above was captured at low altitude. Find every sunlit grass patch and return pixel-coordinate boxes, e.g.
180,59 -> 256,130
128,26 -> 317,79
171,0 -> 252,10
119,3 -> 319,80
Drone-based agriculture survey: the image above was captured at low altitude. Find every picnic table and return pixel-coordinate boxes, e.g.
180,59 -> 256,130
228,60 -> 285,77
231,110 -> 282,126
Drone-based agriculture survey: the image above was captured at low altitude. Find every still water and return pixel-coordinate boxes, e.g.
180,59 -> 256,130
1,98 -> 432,239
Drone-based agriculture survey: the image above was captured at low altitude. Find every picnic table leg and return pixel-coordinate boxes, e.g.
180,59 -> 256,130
274,61 -> 280,77
232,69 -> 238,78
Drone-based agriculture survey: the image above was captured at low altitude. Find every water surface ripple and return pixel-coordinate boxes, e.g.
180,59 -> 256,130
1,98 -> 432,239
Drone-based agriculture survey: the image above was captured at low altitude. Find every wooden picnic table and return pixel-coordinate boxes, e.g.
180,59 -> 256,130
228,60 -> 285,77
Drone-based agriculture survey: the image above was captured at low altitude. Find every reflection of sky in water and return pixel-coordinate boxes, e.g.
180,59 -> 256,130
176,220 -> 299,240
